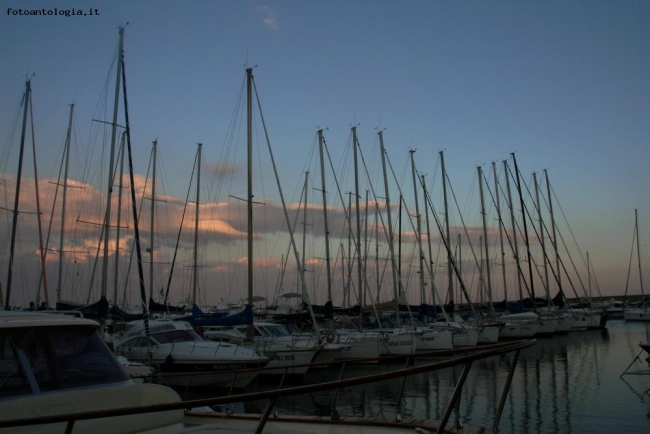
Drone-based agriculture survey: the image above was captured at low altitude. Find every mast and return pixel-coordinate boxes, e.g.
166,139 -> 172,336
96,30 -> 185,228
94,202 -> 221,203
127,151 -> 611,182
149,140 -> 157,302
57,103 -> 75,304
193,143 -> 202,305
511,153 -> 536,302
636,209 -> 645,299
317,130 -> 333,315
363,190 -> 369,308
346,192 -> 353,308
398,195 -> 403,293
476,166 -> 496,319
29,94 -> 49,308
102,26 -> 124,302
422,174 -> 435,322
112,131 -> 126,304
478,166 -> 494,314
587,251 -> 591,299
352,126 -> 363,322
301,171 -> 309,299
440,151 -> 454,311
378,131 -> 400,323
534,172 -> 551,302
5,78 -> 31,309
410,150 -> 425,307
493,162 -> 508,305
544,169 -> 562,297
504,160 -> 523,302
246,68 -> 253,310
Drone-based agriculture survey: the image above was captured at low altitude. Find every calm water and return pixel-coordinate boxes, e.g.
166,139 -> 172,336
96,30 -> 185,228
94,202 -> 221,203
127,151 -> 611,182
187,321 -> 650,433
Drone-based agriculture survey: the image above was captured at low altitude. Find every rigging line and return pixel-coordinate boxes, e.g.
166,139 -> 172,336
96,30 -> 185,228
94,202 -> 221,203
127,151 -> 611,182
0,97 -> 23,174
164,149 -> 198,306
506,167 -> 580,302
121,47 -> 149,321
547,179 -> 590,274
28,91 -> 50,306
357,137 -> 403,296
623,223 -> 637,301
386,151 -> 459,319
446,168 -> 493,298
120,141 -> 152,306
544,186 -> 589,297
323,130 -> 367,289
82,51 -> 114,191
519,169 -> 595,299
501,162 -> 538,300
38,116 -> 65,304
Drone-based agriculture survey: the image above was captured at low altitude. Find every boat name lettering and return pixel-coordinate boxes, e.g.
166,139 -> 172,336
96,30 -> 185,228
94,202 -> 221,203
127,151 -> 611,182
212,363 -> 247,371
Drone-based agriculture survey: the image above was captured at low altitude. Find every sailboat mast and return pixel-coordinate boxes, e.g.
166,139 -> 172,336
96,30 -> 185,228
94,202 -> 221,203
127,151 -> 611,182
440,151 -> 454,310
636,209 -> 645,298
504,160 -> 523,301
102,26 -> 124,302
478,166 -> 494,310
193,143 -> 202,305
112,132 -> 126,305
409,150 -> 425,306
301,171 -> 309,300
149,140 -> 157,302
533,172 -> 551,301
346,192 -> 352,308
378,131 -> 400,323
493,162 -> 508,304
587,251 -> 591,298
544,169 -> 562,295
5,78 -> 31,309
28,95 -> 49,308
352,126 -> 363,320
56,103 -> 75,304
317,130 -> 333,312
247,68 -> 254,309
422,174 -> 435,320
512,153 -> 535,301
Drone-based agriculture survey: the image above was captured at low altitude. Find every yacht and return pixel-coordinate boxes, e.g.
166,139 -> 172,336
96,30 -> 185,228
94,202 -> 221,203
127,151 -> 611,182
0,311 -> 184,433
203,322 -> 318,375
113,319 -> 268,388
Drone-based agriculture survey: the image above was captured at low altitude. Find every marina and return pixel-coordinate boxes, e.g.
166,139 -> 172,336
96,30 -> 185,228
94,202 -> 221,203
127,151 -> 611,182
3,312 -> 650,433
1,2 -> 649,433
172,319 -> 650,433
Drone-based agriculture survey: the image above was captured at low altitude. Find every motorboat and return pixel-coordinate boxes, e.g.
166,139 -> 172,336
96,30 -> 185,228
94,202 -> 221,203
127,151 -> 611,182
0,336 -> 536,434
203,322 -> 318,375
0,311 -> 184,433
113,319 -> 268,388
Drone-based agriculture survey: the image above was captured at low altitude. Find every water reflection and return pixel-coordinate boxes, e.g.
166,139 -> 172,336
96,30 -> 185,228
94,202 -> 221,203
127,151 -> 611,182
247,323 -> 650,433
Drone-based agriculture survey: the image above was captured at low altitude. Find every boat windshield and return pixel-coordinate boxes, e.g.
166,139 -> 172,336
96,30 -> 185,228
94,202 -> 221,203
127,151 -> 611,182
258,325 -> 291,338
0,325 -> 129,399
153,330 -> 201,344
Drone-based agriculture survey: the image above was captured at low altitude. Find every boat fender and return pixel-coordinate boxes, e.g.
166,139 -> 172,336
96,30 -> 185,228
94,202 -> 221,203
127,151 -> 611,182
165,354 -> 174,365
326,333 -> 335,344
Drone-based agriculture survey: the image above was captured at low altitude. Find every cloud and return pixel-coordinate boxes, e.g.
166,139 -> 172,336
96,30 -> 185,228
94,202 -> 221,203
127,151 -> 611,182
257,5 -> 278,31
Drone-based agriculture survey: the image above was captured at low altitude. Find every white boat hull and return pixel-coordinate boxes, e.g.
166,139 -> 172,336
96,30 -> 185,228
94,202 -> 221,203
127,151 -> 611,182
381,333 -> 417,356
334,333 -> 384,361
416,329 -> 454,350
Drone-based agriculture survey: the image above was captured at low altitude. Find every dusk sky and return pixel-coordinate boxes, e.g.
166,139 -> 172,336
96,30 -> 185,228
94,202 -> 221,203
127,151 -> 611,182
0,0 -> 648,310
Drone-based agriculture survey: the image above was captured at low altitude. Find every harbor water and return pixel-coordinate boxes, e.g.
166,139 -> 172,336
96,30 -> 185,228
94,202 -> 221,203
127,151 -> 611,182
188,320 -> 650,433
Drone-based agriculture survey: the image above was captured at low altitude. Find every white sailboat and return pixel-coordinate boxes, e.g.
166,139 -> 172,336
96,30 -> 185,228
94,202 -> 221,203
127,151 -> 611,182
624,209 -> 649,321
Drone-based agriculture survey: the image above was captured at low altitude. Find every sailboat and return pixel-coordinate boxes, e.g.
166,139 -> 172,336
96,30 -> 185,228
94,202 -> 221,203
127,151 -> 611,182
624,209 -> 649,321
173,144 -> 248,326
199,69 -> 326,374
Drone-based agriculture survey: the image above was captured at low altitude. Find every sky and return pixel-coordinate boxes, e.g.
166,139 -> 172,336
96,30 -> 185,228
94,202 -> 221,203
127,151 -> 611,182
0,0 -> 648,310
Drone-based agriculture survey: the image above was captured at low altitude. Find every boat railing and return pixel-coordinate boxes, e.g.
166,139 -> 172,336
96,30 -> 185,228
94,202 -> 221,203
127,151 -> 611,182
0,339 -> 535,433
